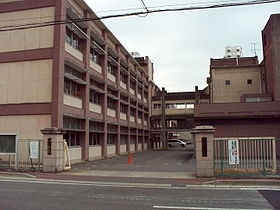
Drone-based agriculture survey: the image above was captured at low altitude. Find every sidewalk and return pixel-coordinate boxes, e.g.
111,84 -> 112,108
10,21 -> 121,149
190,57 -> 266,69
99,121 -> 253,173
1,150 -> 279,188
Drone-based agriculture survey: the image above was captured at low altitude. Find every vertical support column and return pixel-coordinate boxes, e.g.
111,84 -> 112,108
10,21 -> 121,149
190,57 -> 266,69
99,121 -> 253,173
51,0 -> 66,128
191,125 -> 216,177
102,30 -> 108,158
272,138 -> 277,172
135,106 -> 139,151
82,11 -> 91,161
161,87 -> 167,149
41,128 -> 66,172
116,45 -> 121,155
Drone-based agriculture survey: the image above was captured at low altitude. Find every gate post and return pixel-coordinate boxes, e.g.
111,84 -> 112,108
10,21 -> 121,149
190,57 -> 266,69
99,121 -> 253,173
191,125 -> 216,177
41,128 -> 66,172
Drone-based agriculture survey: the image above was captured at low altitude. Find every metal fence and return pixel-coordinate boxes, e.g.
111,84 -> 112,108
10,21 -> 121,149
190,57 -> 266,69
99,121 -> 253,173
0,139 -> 43,171
213,138 -> 279,176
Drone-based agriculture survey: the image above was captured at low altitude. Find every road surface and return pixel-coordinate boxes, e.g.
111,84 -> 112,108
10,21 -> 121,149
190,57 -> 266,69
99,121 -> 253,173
0,177 -> 278,210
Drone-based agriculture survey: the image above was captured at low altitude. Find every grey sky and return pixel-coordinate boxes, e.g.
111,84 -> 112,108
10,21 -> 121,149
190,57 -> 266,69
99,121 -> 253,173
84,0 -> 279,92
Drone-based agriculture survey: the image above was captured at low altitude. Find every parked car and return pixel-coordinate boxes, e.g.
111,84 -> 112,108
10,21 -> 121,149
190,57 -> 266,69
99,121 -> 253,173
167,139 -> 187,148
178,138 -> 192,144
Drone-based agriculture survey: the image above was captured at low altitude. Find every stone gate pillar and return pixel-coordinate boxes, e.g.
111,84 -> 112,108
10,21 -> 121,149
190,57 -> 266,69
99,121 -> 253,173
41,128 -> 66,172
191,125 -> 216,177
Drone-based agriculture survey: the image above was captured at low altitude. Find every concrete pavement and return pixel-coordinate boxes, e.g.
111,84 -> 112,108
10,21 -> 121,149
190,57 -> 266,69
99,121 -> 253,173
1,149 -> 280,188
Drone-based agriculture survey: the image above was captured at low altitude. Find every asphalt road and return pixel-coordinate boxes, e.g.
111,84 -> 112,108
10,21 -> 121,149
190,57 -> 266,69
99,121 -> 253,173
71,149 -> 196,173
0,178 -> 278,210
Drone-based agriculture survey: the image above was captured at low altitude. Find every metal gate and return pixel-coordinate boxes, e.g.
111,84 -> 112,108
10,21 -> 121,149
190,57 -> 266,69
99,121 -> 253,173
0,139 -> 43,171
213,137 -> 279,177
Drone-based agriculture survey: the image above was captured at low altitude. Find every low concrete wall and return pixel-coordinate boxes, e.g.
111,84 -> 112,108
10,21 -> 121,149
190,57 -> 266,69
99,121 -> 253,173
89,146 -> 102,160
69,147 -> 82,164
107,145 -> 116,156
120,144 -> 127,154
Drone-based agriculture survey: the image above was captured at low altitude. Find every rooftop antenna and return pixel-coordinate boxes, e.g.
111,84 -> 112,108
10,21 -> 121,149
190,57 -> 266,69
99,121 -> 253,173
250,42 -> 260,57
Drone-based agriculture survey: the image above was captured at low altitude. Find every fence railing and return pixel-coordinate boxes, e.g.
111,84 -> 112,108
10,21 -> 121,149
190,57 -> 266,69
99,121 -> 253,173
213,137 -> 278,176
0,139 -> 43,171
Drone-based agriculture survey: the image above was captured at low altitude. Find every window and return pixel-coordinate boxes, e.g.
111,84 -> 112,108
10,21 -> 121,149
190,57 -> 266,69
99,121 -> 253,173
247,79 -> 252,85
167,120 -> 178,128
166,103 -> 176,109
89,121 -> 103,132
64,131 -> 81,146
120,74 -> 127,83
225,80 -> 231,85
90,48 -> 102,65
107,134 -> 115,144
64,79 -> 81,98
153,104 -> 161,110
130,108 -> 136,117
186,104 -> 194,109
63,117 -> 83,130
89,133 -> 101,145
90,91 -> 101,105
152,119 -> 161,128
65,26 -> 83,52
90,79 -> 103,90
108,88 -> 117,97
130,82 -> 136,91
107,98 -> 115,110
120,104 -> 127,114
120,95 -> 128,102
65,65 -> 83,80
107,64 -> 116,76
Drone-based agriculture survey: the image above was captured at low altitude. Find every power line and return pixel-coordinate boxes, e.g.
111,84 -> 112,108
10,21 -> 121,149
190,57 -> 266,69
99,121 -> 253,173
94,0 -> 255,15
139,0 -> 149,12
138,0 -> 149,17
0,0 -> 278,32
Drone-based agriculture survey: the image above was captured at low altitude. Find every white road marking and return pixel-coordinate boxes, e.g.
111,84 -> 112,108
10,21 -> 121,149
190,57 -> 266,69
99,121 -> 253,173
0,176 -> 279,191
153,206 -> 272,210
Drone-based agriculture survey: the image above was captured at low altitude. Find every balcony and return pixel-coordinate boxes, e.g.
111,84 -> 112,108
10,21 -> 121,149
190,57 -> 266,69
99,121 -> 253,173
130,116 -> 135,122
65,42 -> 83,62
144,98 -> 147,103
120,113 -> 127,120
63,94 -> 82,109
90,60 -> 102,73
107,73 -> 116,83
137,93 -> 142,100
89,103 -> 102,114
120,81 -> 127,90
129,88 -> 135,95
107,108 -> 116,117
138,118 -> 142,124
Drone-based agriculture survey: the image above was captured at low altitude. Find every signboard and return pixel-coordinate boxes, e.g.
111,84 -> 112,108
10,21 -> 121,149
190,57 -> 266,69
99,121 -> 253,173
228,140 -> 240,165
29,141 -> 39,159
0,134 -> 16,154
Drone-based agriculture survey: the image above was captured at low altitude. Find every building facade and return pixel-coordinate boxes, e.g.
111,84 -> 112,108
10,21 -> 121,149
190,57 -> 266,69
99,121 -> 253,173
150,87 -> 210,148
195,14 -> 280,141
0,0 -> 155,163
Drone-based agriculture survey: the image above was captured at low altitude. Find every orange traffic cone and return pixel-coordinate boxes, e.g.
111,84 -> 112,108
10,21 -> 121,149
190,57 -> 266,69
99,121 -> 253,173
128,152 -> 133,164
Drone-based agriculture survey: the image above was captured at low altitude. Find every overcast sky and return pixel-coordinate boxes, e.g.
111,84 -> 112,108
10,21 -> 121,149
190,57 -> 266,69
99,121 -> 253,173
84,0 -> 279,92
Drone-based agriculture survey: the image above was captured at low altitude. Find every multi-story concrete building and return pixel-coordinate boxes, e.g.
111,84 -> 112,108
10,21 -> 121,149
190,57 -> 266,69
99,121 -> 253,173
150,87 -> 210,148
0,0 -> 154,163
150,13 -> 280,147
195,14 -> 280,139
208,56 -> 264,103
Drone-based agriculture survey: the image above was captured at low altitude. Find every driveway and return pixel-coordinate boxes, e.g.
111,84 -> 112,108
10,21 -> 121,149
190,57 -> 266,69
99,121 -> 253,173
69,148 -> 196,178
